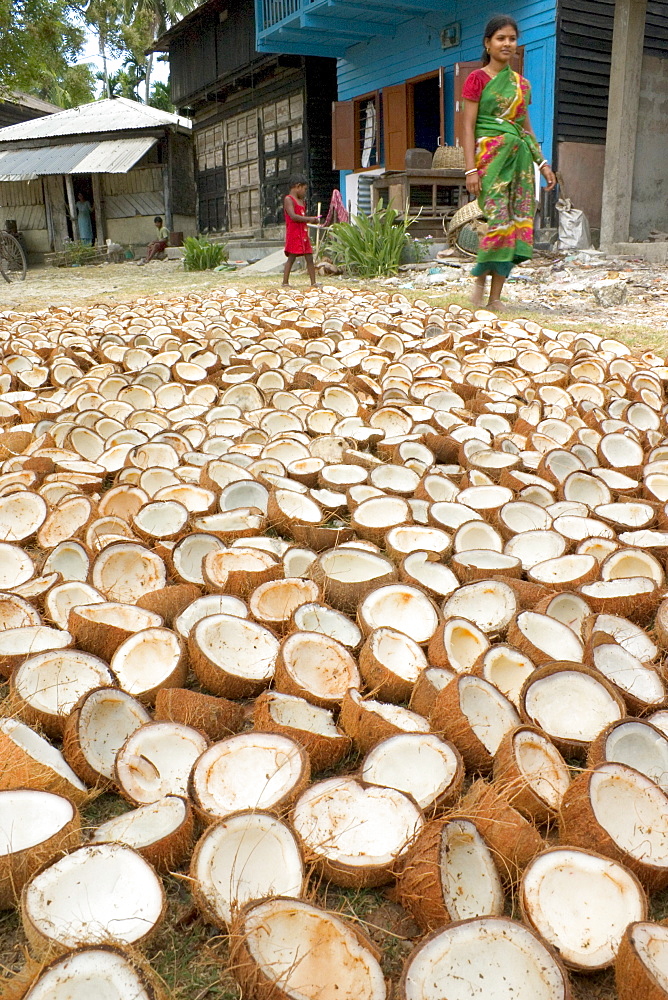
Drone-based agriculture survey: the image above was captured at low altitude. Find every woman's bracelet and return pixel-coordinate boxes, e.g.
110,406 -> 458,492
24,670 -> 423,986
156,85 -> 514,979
538,160 -> 549,169
464,168 -> 478,176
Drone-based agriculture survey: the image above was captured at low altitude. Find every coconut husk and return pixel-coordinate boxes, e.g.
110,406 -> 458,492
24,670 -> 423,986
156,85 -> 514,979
154,688 -> 243,741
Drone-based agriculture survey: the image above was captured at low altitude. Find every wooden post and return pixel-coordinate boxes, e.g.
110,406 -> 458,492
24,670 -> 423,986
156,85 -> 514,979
64,174 -> 79,242
163,131 -> 173,231
92,173 -> 105,246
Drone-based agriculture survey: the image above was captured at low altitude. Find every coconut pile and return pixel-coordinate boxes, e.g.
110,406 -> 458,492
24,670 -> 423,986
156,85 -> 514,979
2,287 -> 668,999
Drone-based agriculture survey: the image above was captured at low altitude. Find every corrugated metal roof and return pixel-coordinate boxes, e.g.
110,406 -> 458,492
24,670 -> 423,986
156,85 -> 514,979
0,98 -> 191,143
0,136 -> 158,180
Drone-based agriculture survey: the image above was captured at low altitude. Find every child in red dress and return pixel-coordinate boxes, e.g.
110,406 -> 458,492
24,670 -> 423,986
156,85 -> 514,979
283,175 -> 320,287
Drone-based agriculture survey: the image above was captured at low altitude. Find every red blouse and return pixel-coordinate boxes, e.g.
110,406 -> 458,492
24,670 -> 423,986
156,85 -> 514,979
461,69 -> 493,102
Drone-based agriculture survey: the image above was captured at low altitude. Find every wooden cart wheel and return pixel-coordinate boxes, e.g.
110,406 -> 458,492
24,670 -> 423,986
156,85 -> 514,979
0,232 -> 27,282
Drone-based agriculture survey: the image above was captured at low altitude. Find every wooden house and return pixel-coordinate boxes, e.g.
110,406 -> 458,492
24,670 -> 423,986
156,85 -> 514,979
151,0 -> 338,236
0,93 -> 59,131
0,98 -> 196,257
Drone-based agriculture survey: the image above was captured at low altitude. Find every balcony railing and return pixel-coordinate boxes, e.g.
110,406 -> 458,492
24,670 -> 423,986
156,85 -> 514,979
259,0 -> 303,32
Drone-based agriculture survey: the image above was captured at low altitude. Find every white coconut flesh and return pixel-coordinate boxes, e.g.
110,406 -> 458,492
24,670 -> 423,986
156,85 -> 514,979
515,612 -> 583,661
530,554 -> 596,586
0,626 -> 72,665
594,614 -> 657,662
367,629 -> 427,683
402,553 -> 459,598
454,551 -> 519,574
316,547 -> 394,586
193,614 -> 279,681
592,643 -> 665,706
172,533 -> 224,584
354,496 -> 411,531
454,521 -> 503,553
513,730 -> 570,809
459,677 -> 520,754
590,763 -> 668,866
91,795 -> 187,849
133,500 -> 188,538
480,646 -> 535,707
280,633 -> 360,699
439,819 -> 504,921
72,602 -> 162,633
524,672 -> 623,743
0,789 -> 74,855
0,592 -> 40,630
43,542 -> 91,583
174,594 -> 248,638
0,718 -> 86,793
443,619 -> 489,673
403,917 -> 568,1000
581,578 -> 656,603
77,689 -> 151,780
251,579 -> 319,624
116,723 -> 208,803
14,651 -> 113,718
292,603 -> 362,649
192,733 -> 305,817
266,692 -> 342,737
504,530 -> 566,570
602,548 -> 664,585
0,542 -> 34,588
92,542 -> 166,603
522,848 -> 645,969
240,898 -> 386,1000
192,812 -> 304,925
650,711 -> 668,738
443,581 -> 516,635
359,585 -> 438,644
45,582 -> 104,630
601,722 -> 668,793
292,777 -> 423,868
360,696 -> 431,733
630,922 -> 668,992
387,525 -> 449,556
361,733 -> 460,809
21,948 -> 158,1000
23,844 -> 164,948
111,628 -> 183,695
543,593 -> 590,637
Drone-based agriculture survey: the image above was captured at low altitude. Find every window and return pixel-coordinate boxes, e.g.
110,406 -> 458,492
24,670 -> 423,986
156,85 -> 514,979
332,91 -> 382,171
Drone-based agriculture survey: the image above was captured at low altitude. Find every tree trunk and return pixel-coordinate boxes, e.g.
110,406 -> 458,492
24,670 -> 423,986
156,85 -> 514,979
144,50 -> 153,105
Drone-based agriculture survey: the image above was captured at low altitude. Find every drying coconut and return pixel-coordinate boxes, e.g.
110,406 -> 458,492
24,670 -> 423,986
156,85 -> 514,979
62,687 -> 151,787
442,579 -> 517,635
0,490 -> 47,542
110,628 -> 187,704
359,627 -> 427,701
190,811 -> 304,928
528,554 -> 598,591
91,541 -> 166,603
169,532 -> 224,586
135,582 -> 202,626
507,611 -> 583,665
189,613 -> 279,699
521,847 -> 646,971
21,843 -> 165,955
616,921 -> 668,1000
68,602 -> 163,661
396,816 -> 504,931
248,577 -> 319,633
115,721 -> 208,805
588,718 -> 668,792
588,611 -> 658,662
11,649 -> 114,737
358,583 -> 440,644
400,916 -> 570,1000
43,581 -> 104,631
430,675 -> 520,774
154,688 -> 244,741
361,732 -> 463,813
173,593 -> 248,638
457,780 -> 545,882
587,640 -> 666,714
0,591 -> 41,630
472,644 -> 536,709
428,617 -> 490,673
203,546 -> 282,597
13,945 -> 169,1000
253,690 -> 350,772
230,897 -> 386,1000
0,789 -> 81,909
309,546 -> 397,612
535,591 -> 591,638
190,732 -> 309,823
350,495 -> 412,547
90,795 -> 194,872
409,666 -> 456,718
0,717 -> 87,803
579,577 -> 658,622
560,762 -> 668,890
452,549 -> 522,583
290,601 -> 362,650
520,662 -> 625,756
385,524 -> 451,562
291,776 -> 423,887
399,551 -> 460,600
42,539 -> 90,583
493,726 -> 570,825
0,626 -> 73,680
340,688 -> 430,754
275,630 -> 360,707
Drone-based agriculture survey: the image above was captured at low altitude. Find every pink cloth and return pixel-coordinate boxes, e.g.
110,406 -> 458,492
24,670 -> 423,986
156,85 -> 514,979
324,189 -> 349,226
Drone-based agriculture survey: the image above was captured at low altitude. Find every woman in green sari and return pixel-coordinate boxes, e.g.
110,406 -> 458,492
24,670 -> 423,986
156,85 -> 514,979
461,16 -> 556,310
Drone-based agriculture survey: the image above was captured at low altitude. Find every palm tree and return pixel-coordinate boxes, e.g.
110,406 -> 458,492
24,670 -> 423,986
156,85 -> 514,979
125,0 -> 195,104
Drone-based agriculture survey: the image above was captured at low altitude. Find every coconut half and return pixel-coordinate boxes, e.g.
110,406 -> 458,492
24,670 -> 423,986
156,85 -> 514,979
91,795 -> 194,872
275,631 -> 360,707
588,719 -> 668,793
291,776 -> 423,887
431,675 -> 520,774
442,580 -> 517,635
110,627 -> 187,703
63,687 -> 151,787
231,897 -> 386,1000
253,690 -> 351,772
291,601 -> 362,650
115,721 -> 208,805
493,726 -> 570,824
0,717 -> 87,803
18,946 -> 168,1000
358,584 -> 439,644
11,649 -> 114,737
21,843 -> 165,954
361,733 -> 463,812
191,811 -> 304,927
190,613 -> 279,699
359,627 -> 427,701
616,921 -> 668,1000
401,916 -> 569,1000
521,847 -> 646,971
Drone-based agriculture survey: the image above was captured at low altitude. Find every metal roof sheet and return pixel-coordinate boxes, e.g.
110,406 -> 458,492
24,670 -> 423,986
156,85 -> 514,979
0,136 -> 158,180
0,98 -> 190,143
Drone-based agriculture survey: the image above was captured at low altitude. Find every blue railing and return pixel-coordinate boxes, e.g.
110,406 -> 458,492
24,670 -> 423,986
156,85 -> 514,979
260,0 -> 303,31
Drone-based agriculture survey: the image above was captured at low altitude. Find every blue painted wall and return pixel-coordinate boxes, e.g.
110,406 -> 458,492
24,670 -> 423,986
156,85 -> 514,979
337,0 -> 557,164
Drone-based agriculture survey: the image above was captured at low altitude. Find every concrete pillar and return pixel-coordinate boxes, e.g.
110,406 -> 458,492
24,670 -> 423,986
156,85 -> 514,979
600,0 -> 647,247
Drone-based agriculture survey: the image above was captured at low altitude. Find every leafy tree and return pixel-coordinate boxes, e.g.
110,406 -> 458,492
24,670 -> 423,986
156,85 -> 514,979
82,0 -> 126,99
0,0 -> 89,99
40,63 -> 97,108
124,0 -> 195,103
148,79 -> 173,112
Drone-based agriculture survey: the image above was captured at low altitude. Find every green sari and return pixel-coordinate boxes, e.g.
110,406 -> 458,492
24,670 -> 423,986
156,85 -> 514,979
472,64 -> 544,278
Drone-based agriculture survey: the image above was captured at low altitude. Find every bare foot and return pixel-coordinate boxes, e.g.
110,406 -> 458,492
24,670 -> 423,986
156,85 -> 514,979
469,278 -> 486,308
486,298 -> 504,313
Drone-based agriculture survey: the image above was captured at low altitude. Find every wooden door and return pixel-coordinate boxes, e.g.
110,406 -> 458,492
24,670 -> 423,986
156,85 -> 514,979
43,174 -> 69,250
331,100 -> 355,171
383,83 -> 409,171
454,49 -> 525,147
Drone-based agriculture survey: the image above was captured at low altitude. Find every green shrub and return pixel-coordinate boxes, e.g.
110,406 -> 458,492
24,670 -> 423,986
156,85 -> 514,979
61,240 -> 97,267
323,201 -> 420,278
182,236 -> 228,271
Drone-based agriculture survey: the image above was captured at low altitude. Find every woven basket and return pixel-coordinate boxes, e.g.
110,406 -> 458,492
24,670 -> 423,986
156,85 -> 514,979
455,220 -> 489,257
447,199 -> 485,234
432,144 -> 466,169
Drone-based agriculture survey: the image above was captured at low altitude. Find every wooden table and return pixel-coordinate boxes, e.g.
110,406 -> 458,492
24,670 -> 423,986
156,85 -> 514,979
372,169 -> 467,234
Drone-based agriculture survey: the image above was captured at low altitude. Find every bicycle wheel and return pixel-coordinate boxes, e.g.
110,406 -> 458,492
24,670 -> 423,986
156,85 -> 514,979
0,232 -> 27,282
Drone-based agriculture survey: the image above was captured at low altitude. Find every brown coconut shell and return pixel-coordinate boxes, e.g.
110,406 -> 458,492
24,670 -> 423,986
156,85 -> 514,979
136,583 -> 202,626
94,796 -> 195,874
5,945 -> 170,1000
339,688 -> 428,756
0,728 -> 88,805
430,675 -> 518,775
616,922 -> 668,1000
68,604 -> 163,661
492,726 -> 569,826
253,690 -> 351,773
409,667 -> 456,718
153,688 -> 244,742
